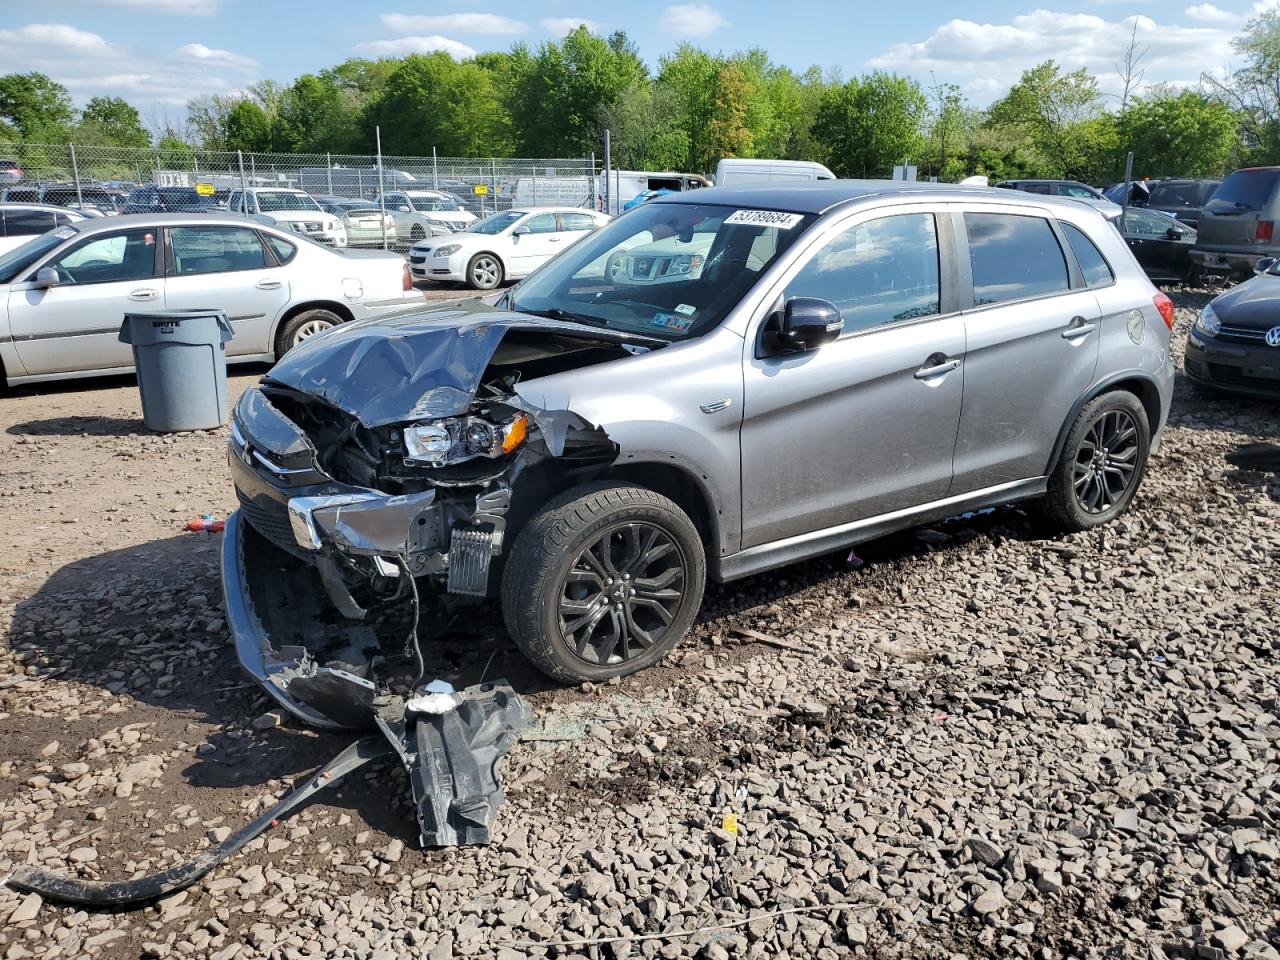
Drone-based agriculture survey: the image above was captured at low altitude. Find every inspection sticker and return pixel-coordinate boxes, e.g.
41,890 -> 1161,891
724,209 -> 804,229
650,312 -> 692,331
674,303 -> 697,316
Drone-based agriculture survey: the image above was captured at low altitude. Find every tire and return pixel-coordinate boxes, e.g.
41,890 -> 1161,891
275,308 -> 342,357
467,253 -> 504,290
1040,391 -> 1150,532
501,483 -> 706,684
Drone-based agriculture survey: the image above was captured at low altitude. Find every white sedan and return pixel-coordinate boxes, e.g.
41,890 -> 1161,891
408,207 -> 609,289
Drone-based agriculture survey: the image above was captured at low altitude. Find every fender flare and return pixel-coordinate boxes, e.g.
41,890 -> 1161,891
1044,371 -> 1164,476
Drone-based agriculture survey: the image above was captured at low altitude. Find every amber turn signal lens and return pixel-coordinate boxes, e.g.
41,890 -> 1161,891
501,414 -> 528,453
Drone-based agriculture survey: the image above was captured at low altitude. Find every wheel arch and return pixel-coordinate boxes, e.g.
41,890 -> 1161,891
1045,372 -> 1164,476
599,461 -> 721,565
270,300 -> 356,358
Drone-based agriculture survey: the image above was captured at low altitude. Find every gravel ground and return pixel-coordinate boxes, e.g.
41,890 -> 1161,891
0,290 -> 1276,960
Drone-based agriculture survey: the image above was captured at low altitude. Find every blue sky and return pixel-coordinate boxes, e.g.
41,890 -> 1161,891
0,0 -> 1264,124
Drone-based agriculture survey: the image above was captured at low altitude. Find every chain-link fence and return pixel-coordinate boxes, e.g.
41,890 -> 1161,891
0,143 -> 601,222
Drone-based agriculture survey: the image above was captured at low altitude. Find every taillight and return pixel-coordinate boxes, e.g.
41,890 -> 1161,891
402,263 -> 412,291
1153,292 -> 1175,330
1257,220 -> 1274,243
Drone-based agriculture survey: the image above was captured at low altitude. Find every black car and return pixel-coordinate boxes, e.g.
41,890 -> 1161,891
1118,208 -> 1196,283
1185,263 -> 1280,398
1103,179 -> 1220,229
123,185 -> 215,213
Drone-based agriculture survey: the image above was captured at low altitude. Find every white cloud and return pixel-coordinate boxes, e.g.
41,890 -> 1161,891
661,3 -> 727,37
0,21 -> 257,112
356,35 -> 477,59
177,42 -> 256,70
868,10 -> 1236,104
541,17 -> 600,35
1185,2 -> 1235,21
379,12 -> 527,35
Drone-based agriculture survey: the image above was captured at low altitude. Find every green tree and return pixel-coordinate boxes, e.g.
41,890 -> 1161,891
273,74 -> 360,153
78,96 -> 150,147
0,72 -> 74,141
186,94 -> 239,150
811,72 -> 927,178
923,79 -> 974,181
157,135 -> 195,167
224,99 -> 273,153
363,53 -> 512,156
706,62 -> 755,164
1117,88 -> 1237,177
986,61 -> 1103,178
512,26 -> 646,155
656,45 -> 723,171
1203,10 -> 1280,161
598,81 -> 689,171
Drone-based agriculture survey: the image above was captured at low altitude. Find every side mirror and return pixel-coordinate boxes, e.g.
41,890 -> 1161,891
1165,226 -> 1184,240
1254,257 -> 1276,275
33,266 -> 60,289
771,297 -> 843,353
512,225 -> 531,236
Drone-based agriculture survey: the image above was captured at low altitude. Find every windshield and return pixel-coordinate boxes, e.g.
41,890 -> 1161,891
510,201 -> 815,342
1150,181 -> 1219,207
411,195 -> 463,212
1206,170 -> 1280,214
256,191 -> 322,213
0,232 -> 67,283
468,211 -> 526,235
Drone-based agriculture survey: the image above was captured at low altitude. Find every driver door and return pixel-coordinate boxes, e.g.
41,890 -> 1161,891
8,227 -> 163,376
740,209 -> 965,547
508,213 -> 565,275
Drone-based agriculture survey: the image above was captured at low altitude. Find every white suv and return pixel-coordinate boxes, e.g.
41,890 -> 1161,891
227,188 -> 347,247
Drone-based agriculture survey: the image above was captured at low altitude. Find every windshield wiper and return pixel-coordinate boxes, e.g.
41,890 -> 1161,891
524,306 -> 609,327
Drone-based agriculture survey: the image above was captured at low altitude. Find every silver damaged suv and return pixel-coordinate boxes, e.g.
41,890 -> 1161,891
223,181 -> 1176,729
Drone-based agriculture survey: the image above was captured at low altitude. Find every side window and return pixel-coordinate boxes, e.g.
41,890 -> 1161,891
965,213 -> 1069,306
4,209 -> 61,236
265,233 -> 297,264
170,226 -> 268,275
48,229 -> 157,285
1123,210 -> 1168,237
784,213 -> 941,334
1020,183 -> 1052,195
1061,223 -> 1114,287
559,212 -> 596,231
523,214 -> 559,234
1058,184 -> 1096,199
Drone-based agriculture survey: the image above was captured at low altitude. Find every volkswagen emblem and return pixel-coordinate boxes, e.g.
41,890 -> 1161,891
1267,326 -> 1280,347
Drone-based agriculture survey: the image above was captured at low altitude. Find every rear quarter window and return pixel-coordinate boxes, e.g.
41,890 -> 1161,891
1060,222 -> 1114,287
1205,170 -> 1280,214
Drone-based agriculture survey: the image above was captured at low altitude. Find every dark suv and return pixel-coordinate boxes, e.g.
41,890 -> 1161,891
122,185 -> 214,213
1190,167 -> 1280,279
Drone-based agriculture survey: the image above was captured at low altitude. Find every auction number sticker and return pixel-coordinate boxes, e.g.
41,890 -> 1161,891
724,209 -> 803,229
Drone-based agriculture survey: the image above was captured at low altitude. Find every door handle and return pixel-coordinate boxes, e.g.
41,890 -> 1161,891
914,357 -> 960,380
1062,317 -> 1097,340
548,237 -> 562,243
128,288 -> 159,301
256,279 -> 283,289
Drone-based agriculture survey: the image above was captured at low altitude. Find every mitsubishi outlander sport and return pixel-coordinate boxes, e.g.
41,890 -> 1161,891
222,181 -> 1176,730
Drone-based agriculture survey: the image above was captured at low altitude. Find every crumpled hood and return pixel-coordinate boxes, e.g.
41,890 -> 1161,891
265,298 -> 657,428
1213,275 -> 1280,330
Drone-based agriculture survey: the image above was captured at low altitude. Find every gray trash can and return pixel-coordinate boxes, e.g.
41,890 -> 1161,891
119,310 -> 234,432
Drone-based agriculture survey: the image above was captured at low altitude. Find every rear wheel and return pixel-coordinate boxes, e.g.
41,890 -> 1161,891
1040,391 -> 1150,532
501,483 -> 706,684
275,308 -> 342,357
467,253 -> 504,290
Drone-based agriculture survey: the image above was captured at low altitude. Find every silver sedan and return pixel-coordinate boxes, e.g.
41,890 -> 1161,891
0,211 -> 424,386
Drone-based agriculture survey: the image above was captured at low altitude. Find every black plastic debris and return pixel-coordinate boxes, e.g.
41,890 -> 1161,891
376,681 -> 530,847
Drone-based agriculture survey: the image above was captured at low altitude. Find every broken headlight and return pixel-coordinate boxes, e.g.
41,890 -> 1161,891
403,413 -> 527,467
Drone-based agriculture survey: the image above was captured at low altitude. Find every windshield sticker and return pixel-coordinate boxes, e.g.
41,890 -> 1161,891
674,303 -> 697,316
53,227 -> 77,239
724,209 -> 804,229
650,312 -> 692,332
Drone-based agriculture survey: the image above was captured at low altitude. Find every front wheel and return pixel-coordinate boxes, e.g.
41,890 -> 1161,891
501,483 -> 706,684
467,253 -> 504,290
1040,391 -> 1150,532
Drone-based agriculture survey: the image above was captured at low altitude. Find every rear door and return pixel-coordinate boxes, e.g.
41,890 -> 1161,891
8,227 -> 162,376
951,208 -> 1102,492
162,224 -> 291,357
1197,169 -> 1280,250
557,211 -> 599,247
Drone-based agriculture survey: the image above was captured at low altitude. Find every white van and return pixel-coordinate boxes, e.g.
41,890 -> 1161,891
713,159 -> 836,187
599,170 -> 711,215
